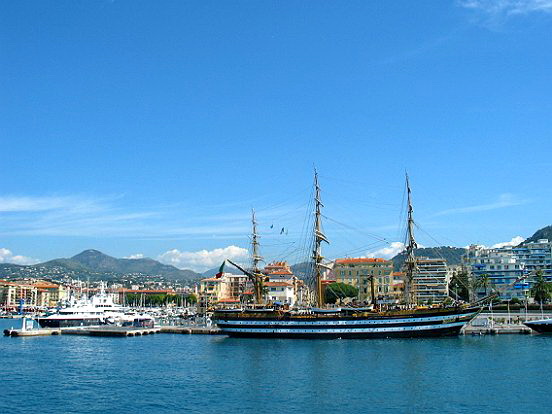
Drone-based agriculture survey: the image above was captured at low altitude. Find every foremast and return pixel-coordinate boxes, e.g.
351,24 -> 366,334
226,209 -> 265,304
250,209 -> 265,304
313,171 -> 329,308
403,173 -> 418,306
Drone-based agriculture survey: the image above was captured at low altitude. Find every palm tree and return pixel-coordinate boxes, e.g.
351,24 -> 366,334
474,274 -> 492,297
531,270 -> 551,305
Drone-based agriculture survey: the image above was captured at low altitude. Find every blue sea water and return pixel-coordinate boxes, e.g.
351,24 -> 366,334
1,319 -> 551,414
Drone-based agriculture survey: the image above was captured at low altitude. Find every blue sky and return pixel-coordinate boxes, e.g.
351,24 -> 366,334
1,0 -> 552,271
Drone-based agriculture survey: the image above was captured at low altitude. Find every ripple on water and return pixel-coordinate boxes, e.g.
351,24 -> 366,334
1,320 -> 551,414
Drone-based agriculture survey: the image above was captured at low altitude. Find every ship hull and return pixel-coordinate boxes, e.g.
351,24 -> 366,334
213,307 -> 480,339
37,317 -> 104,328
524,319 -> 552,334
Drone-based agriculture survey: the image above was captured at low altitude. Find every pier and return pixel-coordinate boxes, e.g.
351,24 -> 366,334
3,324 -> 222,338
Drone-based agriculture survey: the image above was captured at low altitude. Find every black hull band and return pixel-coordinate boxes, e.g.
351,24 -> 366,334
524,322 -> 552,333
224,325 -> 463,339
37,318 -> 104,328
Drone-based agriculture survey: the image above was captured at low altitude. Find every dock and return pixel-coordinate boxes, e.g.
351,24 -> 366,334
4,325 -> 222,338
159,326 -> 222,335
62,326 -> 161,337
462,325 -> 532,335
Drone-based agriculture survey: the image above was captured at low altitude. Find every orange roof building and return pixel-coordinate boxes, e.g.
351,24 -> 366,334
333,257 -> 395,303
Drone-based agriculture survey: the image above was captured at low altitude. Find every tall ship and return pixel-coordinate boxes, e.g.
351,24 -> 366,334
211,172 -> 483,339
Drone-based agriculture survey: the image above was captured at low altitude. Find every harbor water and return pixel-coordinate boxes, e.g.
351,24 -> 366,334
1,319 -> 551,414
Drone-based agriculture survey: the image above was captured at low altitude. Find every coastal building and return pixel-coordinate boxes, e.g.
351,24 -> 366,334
0,279 -> 67,308
0,280 -> 37,309
198,262 -> 306,309
263,261 -> 305,306
33,281 -> 67,306
197,273 -> 249,311
513,239 -> 552,280
333,258 -> 394,303
413,258 -> 451,304
463,245 -> 527,301
265,281 -> 296,305
390,272 -> 405,302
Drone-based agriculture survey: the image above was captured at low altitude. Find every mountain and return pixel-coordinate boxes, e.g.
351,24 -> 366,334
200,261 -> 312,278
201,264 -> 242,277
0,249 -> 200,283
391,246 -> 466,271
291,262 -> 312,279
521,225 -> 552,245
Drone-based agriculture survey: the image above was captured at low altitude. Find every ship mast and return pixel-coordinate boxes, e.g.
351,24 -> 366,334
226,209 -> 265,305
251,209 -> 264,304
313,170 -> 329,308
403,173 -> 418,306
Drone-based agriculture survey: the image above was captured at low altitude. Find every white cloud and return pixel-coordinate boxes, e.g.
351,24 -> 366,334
459,0 -> 552,25
0,195 -> 103,213
157,245 -> 249,272
366,242 -> 405,259
0,194 -> 252,239
460,0 -> 552,15
0,248 -> 40,265
124,253 -> 145,259
434,193 -> 528,216
492,236 -> 525,248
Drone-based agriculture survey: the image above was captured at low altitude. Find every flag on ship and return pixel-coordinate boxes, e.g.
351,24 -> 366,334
216,261 -> 226,278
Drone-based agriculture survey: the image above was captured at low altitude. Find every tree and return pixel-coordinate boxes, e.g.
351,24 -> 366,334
186,293 -> 198,305
531,270 -> 552,304
449,270 -> 470,301
324,282 -> 359,305
474,274 -> 492,297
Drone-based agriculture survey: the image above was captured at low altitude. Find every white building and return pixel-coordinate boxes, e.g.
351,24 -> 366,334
463,245 -> 527,300
414,258 -> 452,304
513,239 -> 552,280
263,261 -> 305,306
265,281 -> 296,306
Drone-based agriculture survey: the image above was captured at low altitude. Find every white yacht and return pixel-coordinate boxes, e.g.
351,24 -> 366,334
37,283 -> 130,328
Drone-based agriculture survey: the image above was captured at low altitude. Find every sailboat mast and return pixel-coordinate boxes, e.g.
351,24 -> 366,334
403,173 -> 418,306
313,171 -> 328,308
251,209 -> 264,304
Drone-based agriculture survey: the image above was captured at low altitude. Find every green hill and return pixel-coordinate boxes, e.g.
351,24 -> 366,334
391,246 -> 466,271
0,249 -> 200,283
521,225 -> 552,245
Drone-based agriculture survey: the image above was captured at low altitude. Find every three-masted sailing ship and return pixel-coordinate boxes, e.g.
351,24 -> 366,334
211,172 -> 483,338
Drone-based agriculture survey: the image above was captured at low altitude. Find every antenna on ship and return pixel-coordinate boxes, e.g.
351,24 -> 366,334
313,169 -> 329,308
403,172 -> 418,307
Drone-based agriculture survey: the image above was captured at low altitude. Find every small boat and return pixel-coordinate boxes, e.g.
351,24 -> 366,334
524,318 -> 552,333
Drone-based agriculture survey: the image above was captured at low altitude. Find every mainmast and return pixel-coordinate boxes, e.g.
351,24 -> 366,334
313,170 -> 329,308
250,209 -> 264,304
403,173 -> 418,306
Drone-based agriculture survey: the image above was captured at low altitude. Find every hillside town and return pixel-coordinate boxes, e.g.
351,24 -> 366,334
2,237 -> 552,313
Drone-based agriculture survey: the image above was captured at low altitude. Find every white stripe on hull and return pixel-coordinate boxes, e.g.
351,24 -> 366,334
216,312 -> 478,327
218,321 -> 468,335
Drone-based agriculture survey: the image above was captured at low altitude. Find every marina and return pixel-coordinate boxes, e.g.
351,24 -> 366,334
1,317 -> 552,414
4,311 -> 552,338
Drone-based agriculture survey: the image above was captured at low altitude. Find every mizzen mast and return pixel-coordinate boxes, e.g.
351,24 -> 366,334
403,173 -> 418,306
313,171 -> 329,308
